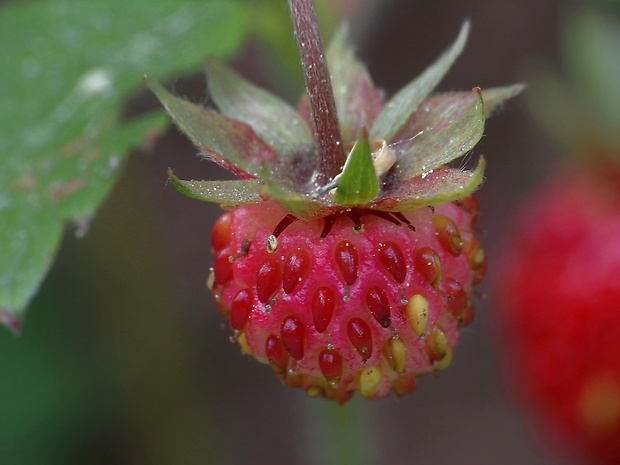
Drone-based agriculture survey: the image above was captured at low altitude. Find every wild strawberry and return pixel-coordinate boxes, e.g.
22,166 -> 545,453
496,168 -> 620,464
494,5 -> 620,460
146,0 -> 521,402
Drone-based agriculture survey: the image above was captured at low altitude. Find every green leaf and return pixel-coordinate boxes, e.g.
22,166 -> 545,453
145,78 -> 277,179
206,58 -> 314,159
370,21 -> 470,142
373,158 -> 486,211
333,131 -> 380,205
564,7 -> 620,131
0,0 -> 249,327
326,24 -> 383,143
167,169 -> 263,206
393,89 -> 485,180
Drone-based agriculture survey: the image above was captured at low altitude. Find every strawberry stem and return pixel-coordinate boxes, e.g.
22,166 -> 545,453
289,0 -> 345,185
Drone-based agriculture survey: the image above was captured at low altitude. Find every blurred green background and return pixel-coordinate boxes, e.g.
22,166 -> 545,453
0,0 -> 602,463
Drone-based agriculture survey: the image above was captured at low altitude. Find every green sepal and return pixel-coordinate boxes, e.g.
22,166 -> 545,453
261,167 -> 332,220
370,21 -> 470,142
333,130 -> 380,205
144,77 -> 276,179
206,58 -> 314,160
373,157 -> 486,211
167,168 -> 263,207
326,24 -> 383,143
394,88 -> 485,180
481,83 -> 526,117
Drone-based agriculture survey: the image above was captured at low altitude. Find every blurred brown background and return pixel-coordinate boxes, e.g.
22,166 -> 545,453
1,0 -> 578,463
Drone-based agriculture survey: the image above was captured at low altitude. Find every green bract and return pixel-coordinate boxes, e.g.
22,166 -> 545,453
332,130 -> 379,205
146,21 -> 524,220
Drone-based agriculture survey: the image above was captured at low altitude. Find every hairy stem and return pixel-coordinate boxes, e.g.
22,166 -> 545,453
289,0 -> 345,185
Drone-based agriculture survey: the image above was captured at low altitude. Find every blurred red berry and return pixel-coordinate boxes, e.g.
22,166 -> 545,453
496,167 -> 620,463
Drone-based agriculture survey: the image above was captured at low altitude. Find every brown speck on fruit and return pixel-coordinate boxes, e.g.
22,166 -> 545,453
230,236 -> 252,262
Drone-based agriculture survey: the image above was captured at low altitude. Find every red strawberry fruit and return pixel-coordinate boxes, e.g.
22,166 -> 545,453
146,0 -> 521,402
496,167 -> 620,464
494,5 -> 620,461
